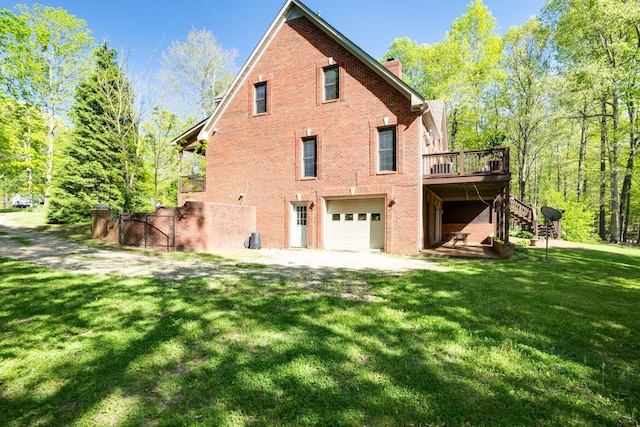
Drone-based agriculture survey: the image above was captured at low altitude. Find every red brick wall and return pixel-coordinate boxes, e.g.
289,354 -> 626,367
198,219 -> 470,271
442,223 -> 494,245
119,213 -> 177,249
91,210 -> 118,243
182,16 -> 424,254
442,200 -> 495,244
158,202 -> 256,251
92,202 -> 256,252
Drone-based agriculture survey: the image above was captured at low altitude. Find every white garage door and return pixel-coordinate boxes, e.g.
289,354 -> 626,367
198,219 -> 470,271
325,198 -> 385,250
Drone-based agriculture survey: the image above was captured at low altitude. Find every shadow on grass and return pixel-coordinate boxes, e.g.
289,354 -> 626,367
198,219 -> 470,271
0,245 -> 639,426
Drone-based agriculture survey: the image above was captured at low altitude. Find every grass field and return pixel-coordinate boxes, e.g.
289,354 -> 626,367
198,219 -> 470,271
0,234 -> 638,425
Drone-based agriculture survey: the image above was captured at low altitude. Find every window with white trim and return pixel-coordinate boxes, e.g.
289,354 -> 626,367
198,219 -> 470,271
378,127 -> 396,172
254,82 -> 267,114
323,65 -> 339,101
302,137 -> 317,178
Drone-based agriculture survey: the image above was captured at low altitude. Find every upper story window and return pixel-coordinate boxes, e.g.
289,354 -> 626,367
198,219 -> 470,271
254,82 -> 267,114
302,137 -> 317,178
378,127 -> 396,172
323,65 -> 339,101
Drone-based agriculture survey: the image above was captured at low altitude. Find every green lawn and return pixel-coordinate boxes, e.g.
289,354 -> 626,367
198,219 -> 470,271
0,244 -> 638,426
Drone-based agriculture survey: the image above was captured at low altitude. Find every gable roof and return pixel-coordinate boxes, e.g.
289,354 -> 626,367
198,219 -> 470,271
424,99 -> 447,144
196,0 -> 427,141
171,116 -> 207,148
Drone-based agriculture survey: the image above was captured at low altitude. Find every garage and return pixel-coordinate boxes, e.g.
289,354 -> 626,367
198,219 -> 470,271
325,198 -> 385,250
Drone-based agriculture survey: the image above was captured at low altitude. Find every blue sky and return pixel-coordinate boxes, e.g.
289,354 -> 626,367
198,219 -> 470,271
3,0 -> 547,76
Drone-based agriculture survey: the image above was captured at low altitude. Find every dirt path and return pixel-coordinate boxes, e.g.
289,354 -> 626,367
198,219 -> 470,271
0,212 -> 438,282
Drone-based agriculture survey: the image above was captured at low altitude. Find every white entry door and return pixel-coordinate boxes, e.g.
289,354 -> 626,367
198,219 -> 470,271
291,203 -> 308,247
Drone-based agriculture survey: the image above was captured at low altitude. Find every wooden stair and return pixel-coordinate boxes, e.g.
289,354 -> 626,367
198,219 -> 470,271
510,197 -> 538,236
538,222 -> 558,239
510,198 -> 562,239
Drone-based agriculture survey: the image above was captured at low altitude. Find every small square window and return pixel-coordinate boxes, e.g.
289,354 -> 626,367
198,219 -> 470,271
332,213 -> 341,221
254,82 -> 267,114
345,213 -> 353,221
323,65 -> 339,101
358,213 -> 367,221
371,213 -> 381,221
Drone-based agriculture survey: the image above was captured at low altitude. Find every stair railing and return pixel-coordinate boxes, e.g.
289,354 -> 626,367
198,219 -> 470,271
510,197 -> 538,236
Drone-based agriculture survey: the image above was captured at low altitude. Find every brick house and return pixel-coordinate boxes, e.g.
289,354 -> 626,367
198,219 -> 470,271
173,0 -> 513,255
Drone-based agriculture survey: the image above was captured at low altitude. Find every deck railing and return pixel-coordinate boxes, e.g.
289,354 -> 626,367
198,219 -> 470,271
511,197 -> 535,223
179,175 -> 205,193
423,148 -> 509,178
510,196 -> 538,234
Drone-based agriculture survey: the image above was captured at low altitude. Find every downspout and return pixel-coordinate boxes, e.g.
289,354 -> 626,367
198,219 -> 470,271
419,112 -> 424,251
419,101 -> 434,249
418,102 -> 429,251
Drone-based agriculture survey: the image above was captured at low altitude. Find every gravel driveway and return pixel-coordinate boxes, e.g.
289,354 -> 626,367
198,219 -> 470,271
0,212 -> 437,281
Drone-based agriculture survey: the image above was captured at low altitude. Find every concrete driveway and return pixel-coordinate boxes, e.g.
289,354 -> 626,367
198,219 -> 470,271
0,212 -> 438,281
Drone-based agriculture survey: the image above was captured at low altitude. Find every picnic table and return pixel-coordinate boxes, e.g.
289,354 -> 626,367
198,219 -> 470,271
447,231 -> 470,247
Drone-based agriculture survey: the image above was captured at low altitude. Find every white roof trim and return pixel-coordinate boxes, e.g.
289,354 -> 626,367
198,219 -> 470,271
198,0 -> 426,141
421,100 -> 448,146
171,117 -> 207,146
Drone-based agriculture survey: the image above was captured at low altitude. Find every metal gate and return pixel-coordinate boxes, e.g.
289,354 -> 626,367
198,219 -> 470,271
119,213 -> 176,251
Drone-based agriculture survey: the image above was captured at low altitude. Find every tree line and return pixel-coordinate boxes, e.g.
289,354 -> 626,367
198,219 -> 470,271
386,0 -> 639,244
0,4 -> 236,222
1,0 -> 638,244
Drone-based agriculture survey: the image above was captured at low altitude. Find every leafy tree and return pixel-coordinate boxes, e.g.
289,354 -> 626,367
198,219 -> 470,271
0,8 -> 33,101
542,190 -> 598,242
0,8 -> 47,207
0,96 -> 16,186
157,27 -> 237,121
385,0 -> 503,150
0,94 -> 43,206
500,17 -> 552,203
142,108 -> 181,206
544,0 -> 640,243
11,101 -> 47,205
15,4 -> 93,199
384,36 -> 438,99
47,44 -> 142,223
380,0 -> 639,244
0,5 -> 92,203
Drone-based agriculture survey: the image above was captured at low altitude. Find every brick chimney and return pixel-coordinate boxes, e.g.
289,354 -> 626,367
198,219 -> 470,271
383,58 -> 402,79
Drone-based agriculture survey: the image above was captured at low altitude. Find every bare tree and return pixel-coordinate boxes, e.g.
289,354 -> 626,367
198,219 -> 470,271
157,28 -> 237,121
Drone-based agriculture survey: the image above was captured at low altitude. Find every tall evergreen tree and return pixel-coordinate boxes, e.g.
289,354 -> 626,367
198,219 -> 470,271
47,43 -> 137,223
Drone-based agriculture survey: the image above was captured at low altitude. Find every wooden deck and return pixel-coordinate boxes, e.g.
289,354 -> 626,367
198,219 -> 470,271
423,148 -> 510,180
420,243 -> 500,259
179,174 -> 205,193
422,148 -> 511,201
